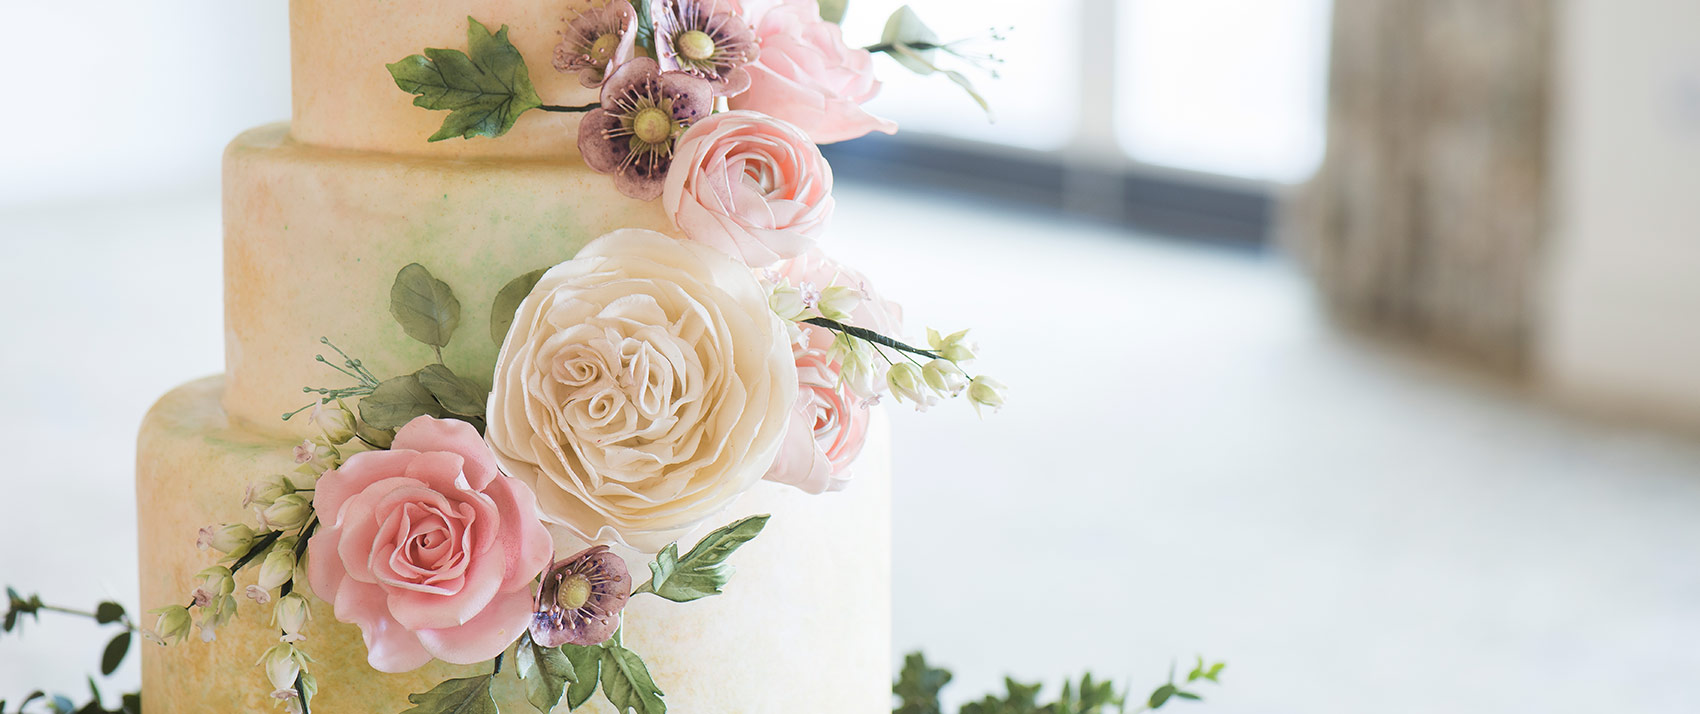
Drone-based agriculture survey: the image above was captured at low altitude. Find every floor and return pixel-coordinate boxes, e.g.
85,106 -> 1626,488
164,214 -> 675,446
3,183 -> 1700,712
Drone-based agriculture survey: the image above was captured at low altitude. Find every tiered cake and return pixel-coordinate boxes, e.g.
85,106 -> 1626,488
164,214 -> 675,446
135,1 -> 894,711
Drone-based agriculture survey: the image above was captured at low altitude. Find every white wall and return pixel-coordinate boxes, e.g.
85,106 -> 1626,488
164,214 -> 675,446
1540,0 -> 1700,428
0,0 -> 290,209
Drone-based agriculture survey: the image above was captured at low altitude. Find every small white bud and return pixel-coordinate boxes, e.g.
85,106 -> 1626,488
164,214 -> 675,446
927,327 -> 978,364
146,605 -> 193,646
885,362 -> 936,411
256,545 -> 298,592
273,593 -> 311,642
966,376 -> 1007,416
258,494 -> 313,532
256,642 -> 310,695
197,523 -> 256,556
308,401 -> 357,445
921,359 -> 969,396
769,284 -> 808,321
816,285 -> 864,322
242,474 -> 292,510
197,594 -> 238,642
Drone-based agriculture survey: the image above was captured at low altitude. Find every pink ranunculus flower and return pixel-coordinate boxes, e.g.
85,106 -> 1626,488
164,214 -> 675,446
763,250 -> 902,493
306,415 -> 553,673
663,110 -> 835,266
728,0 -> 898,144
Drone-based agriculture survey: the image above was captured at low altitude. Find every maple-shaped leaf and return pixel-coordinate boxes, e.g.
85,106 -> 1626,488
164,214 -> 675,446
387,17 -> 543,141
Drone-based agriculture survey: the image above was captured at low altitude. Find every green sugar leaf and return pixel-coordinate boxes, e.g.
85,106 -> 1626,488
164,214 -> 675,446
640,514 -> 769,603
563,643 -> 603,710
416,364 -> 487,418
399,674 -> 498,714
490,268 -> 548,346
100,632 -> 130,676
93,602 -> 124,625
819,0 -> 848,23
359,374 -> 445,430
387,17 -> 544,142
517,632 -> 579,713
390,263 -> 461,349
598,645 -> 665,714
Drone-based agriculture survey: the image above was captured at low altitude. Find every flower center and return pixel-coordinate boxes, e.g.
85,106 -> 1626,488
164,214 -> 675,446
557,573 -> 593,610
589,33 -> 621,63
678,30 -> 717,62
632,107 -> 673,145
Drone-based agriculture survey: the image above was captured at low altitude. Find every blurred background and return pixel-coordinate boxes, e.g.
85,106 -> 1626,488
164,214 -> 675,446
4,0 -> 1700,711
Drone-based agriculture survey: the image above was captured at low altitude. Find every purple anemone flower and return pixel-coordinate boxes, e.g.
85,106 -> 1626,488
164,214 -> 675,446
530,545 -> 633,648
553,3 -> 640,88
578,57 -> 714,201
654,0 -> 760,97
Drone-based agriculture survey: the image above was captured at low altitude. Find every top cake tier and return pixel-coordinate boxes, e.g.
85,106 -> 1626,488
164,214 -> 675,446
291,0 -> 602,157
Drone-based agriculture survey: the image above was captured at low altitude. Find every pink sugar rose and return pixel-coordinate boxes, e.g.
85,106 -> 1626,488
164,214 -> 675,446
663,110 -> 835,266
728,0 -> 898,144
306,415 -> 552,673
764,251 -> 902,493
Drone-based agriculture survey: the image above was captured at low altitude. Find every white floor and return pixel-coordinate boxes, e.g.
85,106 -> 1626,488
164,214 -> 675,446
3,183 -> 1700,712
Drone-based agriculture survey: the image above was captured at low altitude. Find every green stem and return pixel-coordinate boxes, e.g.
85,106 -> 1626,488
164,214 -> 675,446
31,604 -> 136,632
539,103 -> 600,113
230,531 -> 284,573
803,317 -> 941,360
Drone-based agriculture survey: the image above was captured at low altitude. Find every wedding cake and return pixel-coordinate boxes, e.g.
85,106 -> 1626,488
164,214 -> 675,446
135,1 -> 1002,712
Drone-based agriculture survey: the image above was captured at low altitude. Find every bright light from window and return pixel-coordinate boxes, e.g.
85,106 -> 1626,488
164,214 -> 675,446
840,0 -> 1081,150
1116,0 -> 1333,183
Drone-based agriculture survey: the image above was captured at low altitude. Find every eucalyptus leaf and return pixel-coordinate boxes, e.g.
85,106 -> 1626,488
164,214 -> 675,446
398,674 -> 498,714
416,364 -> 488,417
880,5 -> 938,74
517,632 -> 578,713
390,263 -> 462,349
386,18 -> 544,142
50,694 -> 73,713
121,692 -> 140,714
641,514 -> 769,602
100,632 -> 130,676
598,645 -> 665,714
563,643 -> 602,710
491,268 -> 548,346
818,0 -> 848,23
358,374 -> 445,430
94,602 -> 124,625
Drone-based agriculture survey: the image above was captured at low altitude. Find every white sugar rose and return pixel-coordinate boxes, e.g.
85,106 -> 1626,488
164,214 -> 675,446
486,229 -> 797,552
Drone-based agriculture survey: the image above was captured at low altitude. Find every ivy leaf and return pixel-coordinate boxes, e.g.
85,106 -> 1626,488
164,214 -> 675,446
818,0 -> 848,23
490,268 -> 548,346
640,515 -> 768,602
386,18 -> 543,142
880,5 -> 938,74
516,632 -> 578,713
398,674 -> 498,714
94,602 -> 125,625
415,364 -> 488,418
359,374 -> 445,430
893,652 -> 952,714
598,644 -> 665,714
390,263 -> 462,349
100,632 -> 131,676
563,643 -> 602,710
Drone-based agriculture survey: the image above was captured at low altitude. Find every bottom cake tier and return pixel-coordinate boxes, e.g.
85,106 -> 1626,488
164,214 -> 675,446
137,376 -> 892,713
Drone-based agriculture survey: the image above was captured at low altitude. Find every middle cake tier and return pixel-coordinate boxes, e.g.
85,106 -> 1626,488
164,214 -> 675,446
223,123 -> 679,438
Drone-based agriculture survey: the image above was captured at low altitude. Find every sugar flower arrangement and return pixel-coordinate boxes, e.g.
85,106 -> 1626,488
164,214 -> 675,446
138,2 -> 1008,713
